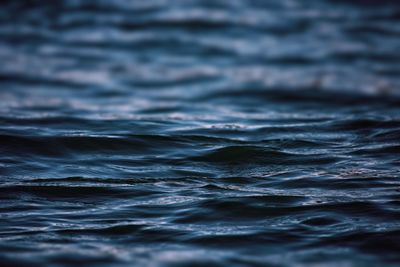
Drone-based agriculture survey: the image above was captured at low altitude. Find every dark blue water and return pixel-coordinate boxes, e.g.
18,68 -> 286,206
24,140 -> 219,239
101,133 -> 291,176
1,0 -> 400,266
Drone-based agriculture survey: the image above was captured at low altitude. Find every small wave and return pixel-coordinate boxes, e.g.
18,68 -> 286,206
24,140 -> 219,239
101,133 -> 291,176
1,0 -> 400,266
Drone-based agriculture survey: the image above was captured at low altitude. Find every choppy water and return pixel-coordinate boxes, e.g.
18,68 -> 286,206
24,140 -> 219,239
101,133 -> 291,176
1,0 -> 400,266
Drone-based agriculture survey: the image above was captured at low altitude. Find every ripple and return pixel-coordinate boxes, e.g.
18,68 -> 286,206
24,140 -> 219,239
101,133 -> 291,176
1,0 -> 400,266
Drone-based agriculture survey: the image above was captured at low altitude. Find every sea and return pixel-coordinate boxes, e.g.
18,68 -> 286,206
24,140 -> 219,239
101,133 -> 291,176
1,0 -> 400,266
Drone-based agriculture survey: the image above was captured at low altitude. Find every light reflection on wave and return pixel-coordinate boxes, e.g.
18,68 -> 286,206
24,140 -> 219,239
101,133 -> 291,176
1,0 -> 400,266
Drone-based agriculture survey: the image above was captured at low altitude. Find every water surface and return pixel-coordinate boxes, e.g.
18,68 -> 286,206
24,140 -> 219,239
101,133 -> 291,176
1,0 -> 400,266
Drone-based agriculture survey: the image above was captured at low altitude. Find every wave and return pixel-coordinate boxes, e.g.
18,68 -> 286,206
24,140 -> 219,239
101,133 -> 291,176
1,0 -> 400,266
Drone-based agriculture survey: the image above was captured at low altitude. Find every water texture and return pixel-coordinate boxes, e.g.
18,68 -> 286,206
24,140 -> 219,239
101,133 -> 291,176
1,0 -> 400,266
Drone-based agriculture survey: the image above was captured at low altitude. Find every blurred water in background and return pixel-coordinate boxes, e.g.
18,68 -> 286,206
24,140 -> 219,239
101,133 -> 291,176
1,0 -> 400,266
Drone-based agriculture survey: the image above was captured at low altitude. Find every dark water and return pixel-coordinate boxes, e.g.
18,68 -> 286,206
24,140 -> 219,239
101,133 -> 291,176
1,0 -> 400,266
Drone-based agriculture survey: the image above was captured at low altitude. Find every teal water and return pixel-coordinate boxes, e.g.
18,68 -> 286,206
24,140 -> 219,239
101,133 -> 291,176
1,0 -> 400,266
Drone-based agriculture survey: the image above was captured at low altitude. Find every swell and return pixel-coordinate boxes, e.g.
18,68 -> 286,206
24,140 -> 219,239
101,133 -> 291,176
197,87 -> 400,105
189,145 -> 339,165
0,184 -> 135,199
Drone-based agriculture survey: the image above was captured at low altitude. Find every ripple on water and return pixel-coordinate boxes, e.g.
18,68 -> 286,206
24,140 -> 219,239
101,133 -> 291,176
1,0 -> 400,266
